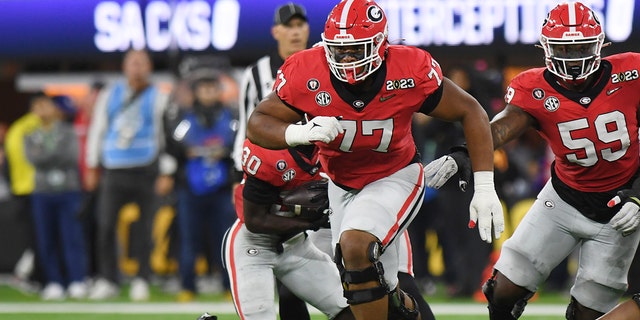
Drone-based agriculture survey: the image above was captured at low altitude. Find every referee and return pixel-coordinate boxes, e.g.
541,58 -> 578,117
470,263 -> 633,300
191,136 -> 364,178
231,2 -> 309,176
229,3 -> 311,320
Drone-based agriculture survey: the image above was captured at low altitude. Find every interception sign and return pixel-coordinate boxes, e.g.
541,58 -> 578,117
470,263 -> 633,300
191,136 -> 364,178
0,0 -> 636,63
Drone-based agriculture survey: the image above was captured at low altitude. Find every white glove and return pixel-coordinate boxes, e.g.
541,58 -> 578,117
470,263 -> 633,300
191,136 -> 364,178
285,116 -> 344,146
424,155 -> 458,189
608,193 -> 640,236
469,171 -> 505,243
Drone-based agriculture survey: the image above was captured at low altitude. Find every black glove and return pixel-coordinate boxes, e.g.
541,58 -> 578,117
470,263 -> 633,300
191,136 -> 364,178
448,145 -> 471,192
424,145 -> 471,192
307,209 -> 331,231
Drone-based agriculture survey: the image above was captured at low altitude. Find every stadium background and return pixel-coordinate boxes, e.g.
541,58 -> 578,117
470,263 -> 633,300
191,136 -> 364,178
1,0 -> 640,315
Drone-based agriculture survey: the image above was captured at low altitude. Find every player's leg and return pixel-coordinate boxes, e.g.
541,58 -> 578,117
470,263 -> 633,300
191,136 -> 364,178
567,219 -> 640,319
397,230 -> 434,320
398,272 -> 434,320
282,226 -> 332,319
223,221 -> 278,319
276,233 -> 349,319
597,294 -> 640,320
337,231 -> 390,319
277,281 -> 310,320
482,270 -> 534,319
486,181 -> 581,319
565,296 -> 604,320
330,163 -> 425,320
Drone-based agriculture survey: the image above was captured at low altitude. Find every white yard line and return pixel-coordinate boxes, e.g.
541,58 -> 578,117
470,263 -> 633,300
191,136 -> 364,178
0,302 -> 567,315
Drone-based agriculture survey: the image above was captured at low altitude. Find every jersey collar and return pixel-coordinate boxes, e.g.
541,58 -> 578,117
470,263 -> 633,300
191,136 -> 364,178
543,60 -> 611,108
329,62 -> 387,112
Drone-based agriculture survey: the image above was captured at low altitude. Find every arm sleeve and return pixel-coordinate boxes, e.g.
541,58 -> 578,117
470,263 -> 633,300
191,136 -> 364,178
243,175 -> 279,205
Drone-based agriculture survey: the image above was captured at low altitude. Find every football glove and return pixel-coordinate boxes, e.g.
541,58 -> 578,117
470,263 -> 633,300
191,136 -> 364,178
608,180 -> 640,236
423,145 -> 471,192
284,116 -> 344,146
469,171 -> 504,243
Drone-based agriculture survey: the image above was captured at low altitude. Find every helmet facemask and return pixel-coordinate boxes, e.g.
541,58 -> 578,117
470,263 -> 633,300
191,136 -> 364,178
323,32 -> 386,84
541,34 -> 604,82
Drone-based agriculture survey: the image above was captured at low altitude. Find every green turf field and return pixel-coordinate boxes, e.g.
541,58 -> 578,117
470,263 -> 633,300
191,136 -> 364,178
0,282 -> 575,319
0,315 -> 570,320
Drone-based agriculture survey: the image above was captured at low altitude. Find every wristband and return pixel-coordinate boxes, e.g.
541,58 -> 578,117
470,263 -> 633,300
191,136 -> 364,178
473,171 -> 494,191
284,123 -> 308,147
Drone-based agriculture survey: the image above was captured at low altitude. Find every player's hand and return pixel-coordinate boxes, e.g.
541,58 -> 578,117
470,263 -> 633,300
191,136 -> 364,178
424,147 -> 471,191
608,189 -> 640,236
285,116 -> 344,146
307,209 -> 332,231
469,171 -> 504,243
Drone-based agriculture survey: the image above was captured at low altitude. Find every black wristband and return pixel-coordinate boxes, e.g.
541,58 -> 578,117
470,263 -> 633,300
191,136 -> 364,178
448,144 -> 468,155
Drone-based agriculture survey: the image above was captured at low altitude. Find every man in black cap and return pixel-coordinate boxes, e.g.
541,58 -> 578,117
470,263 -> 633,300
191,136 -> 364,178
232,2 -> 309,180
231,3 -> 311,320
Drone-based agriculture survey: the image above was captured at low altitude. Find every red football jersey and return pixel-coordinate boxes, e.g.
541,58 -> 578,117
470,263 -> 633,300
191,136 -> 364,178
275,46 -> 443,189
234,138 -> 323,221
505,52 -> 640,192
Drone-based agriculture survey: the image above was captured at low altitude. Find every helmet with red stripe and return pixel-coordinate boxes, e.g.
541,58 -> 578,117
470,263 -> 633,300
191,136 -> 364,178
321,0 -> 388,84
540,2 -> 605,82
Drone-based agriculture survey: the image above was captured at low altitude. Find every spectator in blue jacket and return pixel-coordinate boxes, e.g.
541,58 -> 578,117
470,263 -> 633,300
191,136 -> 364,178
165,65 -> 237,302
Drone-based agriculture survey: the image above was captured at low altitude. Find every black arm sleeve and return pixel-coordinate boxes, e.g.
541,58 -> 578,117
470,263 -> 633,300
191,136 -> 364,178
243,175 -> 280,205
419,83 -> 444,115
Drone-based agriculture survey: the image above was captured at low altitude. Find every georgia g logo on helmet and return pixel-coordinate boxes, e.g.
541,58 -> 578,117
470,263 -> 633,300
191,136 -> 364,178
367,5 -> 383,22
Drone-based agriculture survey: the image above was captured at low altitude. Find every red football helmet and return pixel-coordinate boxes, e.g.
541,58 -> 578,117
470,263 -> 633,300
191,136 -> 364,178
321,0 -> 388,84
540,2 -> 605,82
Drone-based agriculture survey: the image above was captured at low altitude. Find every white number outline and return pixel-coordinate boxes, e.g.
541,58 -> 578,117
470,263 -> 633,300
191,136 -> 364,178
557,110 -> 630,167
427,58 -> 442,86
338,119 -> 394,152
275,70 -> 287,93
241,146 -> 261,175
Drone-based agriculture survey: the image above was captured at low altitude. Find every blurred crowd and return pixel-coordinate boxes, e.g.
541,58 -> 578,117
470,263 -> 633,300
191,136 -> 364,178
0,46 -> 570,303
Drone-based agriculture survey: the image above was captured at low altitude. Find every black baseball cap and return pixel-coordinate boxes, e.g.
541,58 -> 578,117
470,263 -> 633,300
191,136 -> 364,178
274,3 -> 307,25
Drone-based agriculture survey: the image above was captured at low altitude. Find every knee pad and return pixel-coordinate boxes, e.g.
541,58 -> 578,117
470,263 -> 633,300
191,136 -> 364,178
482,272 -> 533,320
388,288 -> 419,320
334,241 -> 388,305
566,296 -> 606,320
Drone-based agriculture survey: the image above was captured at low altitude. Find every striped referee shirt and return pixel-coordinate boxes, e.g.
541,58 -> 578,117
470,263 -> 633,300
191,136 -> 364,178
232,51 -> 285,174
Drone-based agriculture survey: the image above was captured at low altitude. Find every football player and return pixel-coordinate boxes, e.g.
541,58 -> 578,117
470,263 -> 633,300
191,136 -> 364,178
245,0 -> 503,319
424,2 -> 640,319
223,138 -> 353,320
224,137 -> 436,320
